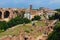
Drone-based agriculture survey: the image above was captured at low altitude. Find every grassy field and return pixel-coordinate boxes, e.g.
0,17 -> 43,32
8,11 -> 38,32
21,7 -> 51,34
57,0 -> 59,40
0,21 -> 45,38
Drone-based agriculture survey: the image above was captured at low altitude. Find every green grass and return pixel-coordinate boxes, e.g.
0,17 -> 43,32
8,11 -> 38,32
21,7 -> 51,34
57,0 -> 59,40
35,21 -> 45,26
0,21 -> 45,37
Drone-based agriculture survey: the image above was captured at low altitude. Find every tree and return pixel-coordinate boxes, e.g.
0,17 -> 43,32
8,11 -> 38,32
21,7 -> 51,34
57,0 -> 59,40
22,18 -> 31,24
55,9 -> 60,12
48,15 -> 54,20
47,21 -> 60,40
0,15 -> 31,33
0,21 -> 8,31
7,18 -> 17,27
32,15 -> 41,21
54,13 -> 59,19
48,13 -> 60,20
8,16 -> 31,28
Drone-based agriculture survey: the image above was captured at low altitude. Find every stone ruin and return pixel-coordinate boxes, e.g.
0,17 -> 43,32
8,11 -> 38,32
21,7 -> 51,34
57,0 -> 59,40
0,20 -> 57,40
0,30 -> 35,40
0,28 -> 50,40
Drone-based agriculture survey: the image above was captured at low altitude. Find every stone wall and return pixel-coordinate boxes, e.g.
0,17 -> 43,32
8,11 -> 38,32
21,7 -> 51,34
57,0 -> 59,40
0,8 -> 23,21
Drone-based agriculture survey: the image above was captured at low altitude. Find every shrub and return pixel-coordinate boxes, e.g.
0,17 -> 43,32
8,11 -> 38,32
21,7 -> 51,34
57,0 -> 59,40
32,15 -> 41,21
23,18 -> 31,24
0,16 -> 31,33
8,16 -> 31,28
49,16 -> 54,20
48,13 -> 60,20
0,30 -> 4,33
47,21 -> 60,40
0,21 -> 8,31
25,30 -> 30,33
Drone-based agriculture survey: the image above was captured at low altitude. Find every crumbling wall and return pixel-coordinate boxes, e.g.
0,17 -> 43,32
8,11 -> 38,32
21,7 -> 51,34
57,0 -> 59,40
0,30 -> 35,40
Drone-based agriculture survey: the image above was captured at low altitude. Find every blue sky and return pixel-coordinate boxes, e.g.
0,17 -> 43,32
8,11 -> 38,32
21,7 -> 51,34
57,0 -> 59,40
0,0 -> 60,9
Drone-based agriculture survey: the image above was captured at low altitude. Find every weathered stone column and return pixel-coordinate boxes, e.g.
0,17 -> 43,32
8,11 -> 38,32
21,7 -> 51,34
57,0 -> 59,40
9,11 -> 13,19
18,30 -> 25,40
2,12 -> 4,19
19,34 -> 24,40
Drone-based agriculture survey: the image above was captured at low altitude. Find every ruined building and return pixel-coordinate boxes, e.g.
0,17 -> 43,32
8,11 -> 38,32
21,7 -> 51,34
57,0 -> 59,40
0,5 -> 57,21
0,8 -> 23,21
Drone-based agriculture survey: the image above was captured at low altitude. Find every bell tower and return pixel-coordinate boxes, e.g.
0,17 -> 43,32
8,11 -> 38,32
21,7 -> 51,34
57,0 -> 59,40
30,4 -> 32,11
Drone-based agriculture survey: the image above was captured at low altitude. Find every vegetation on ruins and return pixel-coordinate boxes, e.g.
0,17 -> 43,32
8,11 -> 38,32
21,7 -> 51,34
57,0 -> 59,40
32,15 -> 41,21
47,21 -> 60,40
55,9 -> 60,12
0,21 -> 45,37
0,14 -> 41,33
0,21 -> 8,33
20,11 -> 25,18
49,13 -> 60,20
8,16 -> 31,27
49,15 -> 54,20
0,16 -> 31,33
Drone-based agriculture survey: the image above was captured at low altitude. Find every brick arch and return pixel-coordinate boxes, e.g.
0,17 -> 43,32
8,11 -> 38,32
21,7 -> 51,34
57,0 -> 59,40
0,8 -> 21,20
0,11 -> 2,19
4,11 -> 10,18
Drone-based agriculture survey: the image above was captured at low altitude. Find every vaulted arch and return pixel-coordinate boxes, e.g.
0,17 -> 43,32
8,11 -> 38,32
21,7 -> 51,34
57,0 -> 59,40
24,37 -> 28,40
4,11 -> 10,18
0,11 -> 2,19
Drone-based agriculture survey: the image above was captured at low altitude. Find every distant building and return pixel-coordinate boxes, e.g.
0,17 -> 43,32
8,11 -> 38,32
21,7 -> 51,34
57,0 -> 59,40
24,9 -> 32,20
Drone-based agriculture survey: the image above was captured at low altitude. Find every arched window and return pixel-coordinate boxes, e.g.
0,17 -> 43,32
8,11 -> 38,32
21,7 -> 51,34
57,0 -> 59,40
4,11 -> 10,18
